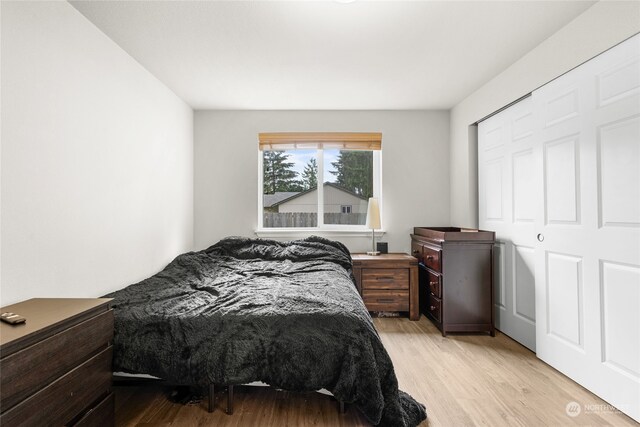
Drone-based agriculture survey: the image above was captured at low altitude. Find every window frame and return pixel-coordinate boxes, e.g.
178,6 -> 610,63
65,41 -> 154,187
257,147 -> 382,235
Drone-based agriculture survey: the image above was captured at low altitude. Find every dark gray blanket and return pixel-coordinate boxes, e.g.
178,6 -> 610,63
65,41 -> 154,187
105,236 -> 426,426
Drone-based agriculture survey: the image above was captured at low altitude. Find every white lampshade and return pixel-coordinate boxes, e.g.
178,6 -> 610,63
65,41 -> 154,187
365,198 -> 381,230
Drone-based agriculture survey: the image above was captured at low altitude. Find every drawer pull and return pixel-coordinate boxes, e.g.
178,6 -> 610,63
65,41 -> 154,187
430,305 -> 436,310
375,276 -> 394,281
429,281 -> 438,286
426,255 -> 434,260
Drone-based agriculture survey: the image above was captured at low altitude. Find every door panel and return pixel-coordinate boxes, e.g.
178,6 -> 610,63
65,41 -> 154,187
544,135 -> 580,224
493,242 -> 506,310
600,261 -> 640,379
513,245 -> 535,324
484,157 -> 505,221
479,96 -> 537,352
598,115 -> 640,227
534,34 -> 640,422
512,149 -> 535,222
546,252 -> 584,349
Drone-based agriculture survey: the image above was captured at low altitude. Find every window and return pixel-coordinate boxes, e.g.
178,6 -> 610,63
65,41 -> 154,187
258,133 -> 382,231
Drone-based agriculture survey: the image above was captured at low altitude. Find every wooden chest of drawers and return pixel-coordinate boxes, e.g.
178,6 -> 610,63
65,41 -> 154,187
411,227 -> 495,336
0,298 -> 114,426
352,253 -> 419,320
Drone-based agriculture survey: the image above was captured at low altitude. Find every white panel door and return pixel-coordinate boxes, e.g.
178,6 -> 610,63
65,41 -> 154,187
534,34 -> 640,422
479,97 -> 537,351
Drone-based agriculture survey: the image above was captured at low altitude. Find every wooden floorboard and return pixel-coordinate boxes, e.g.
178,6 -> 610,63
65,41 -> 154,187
114,316 -> 637,426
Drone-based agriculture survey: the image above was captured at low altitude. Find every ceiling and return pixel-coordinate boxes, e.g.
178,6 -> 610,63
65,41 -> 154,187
70,1 -> 595,110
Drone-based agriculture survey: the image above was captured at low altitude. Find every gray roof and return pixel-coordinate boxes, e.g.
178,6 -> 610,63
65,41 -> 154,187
263,183 -> 368,208
263,192 -> 300,208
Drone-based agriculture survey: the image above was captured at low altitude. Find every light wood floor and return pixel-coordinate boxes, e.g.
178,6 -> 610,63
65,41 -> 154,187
114,317 -> 637,426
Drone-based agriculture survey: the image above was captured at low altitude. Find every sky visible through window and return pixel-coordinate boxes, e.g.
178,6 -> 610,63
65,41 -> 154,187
287,148 -> 338,183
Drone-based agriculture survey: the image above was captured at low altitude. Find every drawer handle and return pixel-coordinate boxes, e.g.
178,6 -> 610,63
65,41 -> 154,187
429,281 -> 438,286
412,250 -> 420,255
426,255 -> 435,260
430,305 -> 436,310
375,276 -> 394,281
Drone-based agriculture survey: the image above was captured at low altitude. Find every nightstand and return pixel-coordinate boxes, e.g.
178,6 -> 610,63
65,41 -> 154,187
351,253 -> 419,320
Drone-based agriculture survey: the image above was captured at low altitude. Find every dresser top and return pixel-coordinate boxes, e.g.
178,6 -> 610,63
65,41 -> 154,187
413,227 -> 495,242
0,298 -> 112,354
351,253 -> 418,265
351,253 -> 417,262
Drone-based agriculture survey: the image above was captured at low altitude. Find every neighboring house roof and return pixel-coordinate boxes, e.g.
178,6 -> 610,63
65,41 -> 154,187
264,182 -> 368,208
263,192 -> 300,208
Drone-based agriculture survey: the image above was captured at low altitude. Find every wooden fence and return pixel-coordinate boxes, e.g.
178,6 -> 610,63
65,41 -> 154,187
263,212 -> 366,227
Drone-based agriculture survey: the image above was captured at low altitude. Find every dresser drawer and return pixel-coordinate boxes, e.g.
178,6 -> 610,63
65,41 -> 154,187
0,347 -> 113,426
411,242 -> 424,264
427,271 -> 441,298
1,310 -> 113,412
73,392 -> 114,427
427,296 -> 442,323
362,269 -> 409,289
423,246 -> 442,272
363,290 -> 410,311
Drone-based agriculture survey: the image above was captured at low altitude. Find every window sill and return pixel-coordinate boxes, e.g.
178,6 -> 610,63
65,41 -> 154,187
254,228 -> 385,239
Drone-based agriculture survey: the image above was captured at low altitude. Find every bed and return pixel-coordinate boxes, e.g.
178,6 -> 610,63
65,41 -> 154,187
105,236 -> 427,426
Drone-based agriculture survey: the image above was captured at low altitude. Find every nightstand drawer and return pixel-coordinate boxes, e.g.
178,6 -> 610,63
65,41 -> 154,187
363,290 -> 410,311
362,269 -> 409,289
427,271 -> 441,298
423,246 -> 441,272
427,296 -> 442,323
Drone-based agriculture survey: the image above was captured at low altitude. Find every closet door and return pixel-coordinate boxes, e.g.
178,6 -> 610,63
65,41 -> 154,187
478,97 -> 537,351
533,34 -> 640,422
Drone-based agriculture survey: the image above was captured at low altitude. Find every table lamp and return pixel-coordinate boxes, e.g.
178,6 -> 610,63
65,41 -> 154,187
366,197 -> 381,255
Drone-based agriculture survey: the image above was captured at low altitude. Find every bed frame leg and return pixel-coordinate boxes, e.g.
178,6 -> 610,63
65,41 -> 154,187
339,400 -> 345,414
226,385 -> 234,415
208,384 -> 215,413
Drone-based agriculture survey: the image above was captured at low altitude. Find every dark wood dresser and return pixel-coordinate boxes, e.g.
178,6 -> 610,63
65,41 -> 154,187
352,253 -> 419,320
0,298 -> 114,426
411,227 -> 495,336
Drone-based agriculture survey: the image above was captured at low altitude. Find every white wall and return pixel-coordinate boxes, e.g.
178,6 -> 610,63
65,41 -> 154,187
1,2 -> 194,305
195,110 -> 449,253
450,0 -> 640,228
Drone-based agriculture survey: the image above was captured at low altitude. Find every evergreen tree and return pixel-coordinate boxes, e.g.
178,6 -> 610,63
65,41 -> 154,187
330,151 -> 373,198
263,151 -> 302,193
301,158 -> 318,190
